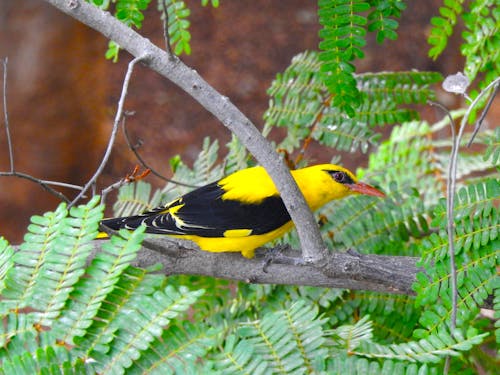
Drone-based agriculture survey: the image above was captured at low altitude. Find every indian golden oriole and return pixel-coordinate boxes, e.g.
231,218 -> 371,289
100,164 -> 385,258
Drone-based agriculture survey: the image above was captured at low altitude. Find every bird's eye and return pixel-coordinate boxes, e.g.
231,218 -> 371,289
331,171 -> 346,183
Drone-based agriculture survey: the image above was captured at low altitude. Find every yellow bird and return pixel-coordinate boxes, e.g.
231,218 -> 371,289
100,164 -> 385,258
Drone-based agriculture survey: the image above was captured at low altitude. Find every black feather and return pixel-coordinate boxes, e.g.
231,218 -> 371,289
100,182 -> 291,237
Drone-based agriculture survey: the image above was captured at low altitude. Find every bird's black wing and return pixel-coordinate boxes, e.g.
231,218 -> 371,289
100,182 -> 292,237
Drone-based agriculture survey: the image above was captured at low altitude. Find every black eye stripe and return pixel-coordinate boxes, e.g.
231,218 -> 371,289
325,170 -> 355,185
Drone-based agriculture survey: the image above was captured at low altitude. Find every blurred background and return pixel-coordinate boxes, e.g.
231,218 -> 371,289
0,1 -> 480,242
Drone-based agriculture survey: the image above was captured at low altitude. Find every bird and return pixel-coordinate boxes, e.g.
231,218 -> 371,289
99,164 -> 385,258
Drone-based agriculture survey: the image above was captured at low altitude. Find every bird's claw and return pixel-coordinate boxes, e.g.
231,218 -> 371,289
262,244 -> 306,272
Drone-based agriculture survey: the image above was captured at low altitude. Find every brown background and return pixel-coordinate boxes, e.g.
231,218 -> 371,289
0,1 -> 482,242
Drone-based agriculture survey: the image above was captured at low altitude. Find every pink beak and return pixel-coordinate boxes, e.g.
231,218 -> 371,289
349,182 -> 386,198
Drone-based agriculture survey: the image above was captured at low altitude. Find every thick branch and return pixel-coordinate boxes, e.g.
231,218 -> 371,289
112,237 -> 421,295
44,0 -> 326,263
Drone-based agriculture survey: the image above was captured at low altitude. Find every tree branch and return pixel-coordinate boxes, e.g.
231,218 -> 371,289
43,0 -> 327,264
95,237 -> 421,295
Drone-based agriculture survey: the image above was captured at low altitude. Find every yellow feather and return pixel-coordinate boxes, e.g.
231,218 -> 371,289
171,222 -> 294,259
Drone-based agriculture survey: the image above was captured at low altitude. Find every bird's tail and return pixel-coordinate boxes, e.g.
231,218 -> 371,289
97,216 -> 140,239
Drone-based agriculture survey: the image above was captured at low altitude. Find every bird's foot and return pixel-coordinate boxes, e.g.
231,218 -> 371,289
262,244 -> 306,272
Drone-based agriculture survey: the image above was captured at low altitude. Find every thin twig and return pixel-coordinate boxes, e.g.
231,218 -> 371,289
466,80 -> 500,147
2,58 -> 15,172
429,100 -> 458,326
445,114 -> 459,332
429,100 -> 458,375
0,171 -> 71,203
100,178 -> 126,207
122,114 -> 198,188
40,180 -> 84,191
69,55 -> 149,208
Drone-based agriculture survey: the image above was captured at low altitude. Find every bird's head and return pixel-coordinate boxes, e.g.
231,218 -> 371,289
321,165 -> 386,198
292,164 -> 385,210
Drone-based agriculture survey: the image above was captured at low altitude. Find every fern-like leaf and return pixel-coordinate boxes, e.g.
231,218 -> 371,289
482,118 -> 500,166
418,179 -> 499,265
238,300 -> 327,374
428,0 -> 464,59
224,134 -> 250,175
161,137 -> 223,201
29,196 -> 104,326
96,285 -> 204,374
73,266 -> 165,360
461,0 -> 500,87
206,334 -> 270,375
161,0 -> 192,55
0,203 -> 68,312
326,354 -> 440,375
346,292 -> 419,343
264,52 -> 440,154
0,238 -> 13,294
412,180 -> 498,339
126,322 -> 219,374
0,313 -> 37,348
320,183 -> 431,255
318,0 -> 369,116
113,180 -> 163,217
52,225 -> 146,344
115,0 -> 152,29
367,0 -> 406,43
0,346 -> 89,375
328,315 -> 373,352
358,71 -> 441,105
352,329 -> 487,363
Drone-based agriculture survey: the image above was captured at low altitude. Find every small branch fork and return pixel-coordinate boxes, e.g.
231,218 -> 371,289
100,165 -> 151,206
466,80 -> 500,147
121,113 -> 198,188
